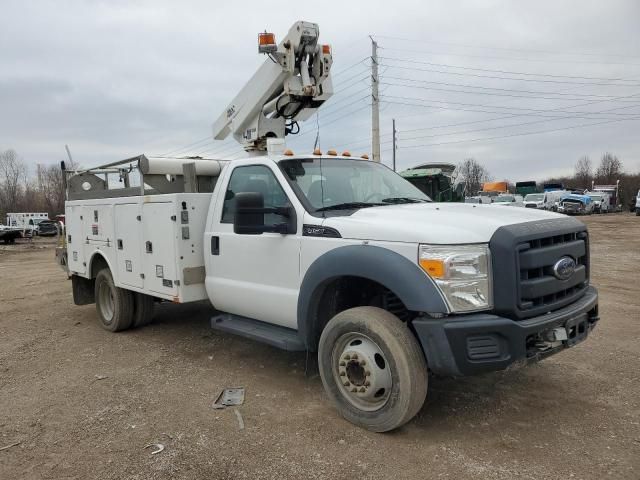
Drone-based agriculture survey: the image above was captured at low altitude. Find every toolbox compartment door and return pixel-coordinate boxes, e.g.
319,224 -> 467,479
142,202 -> 179,297
66,205 -> 86,275
114,203 -> 143,289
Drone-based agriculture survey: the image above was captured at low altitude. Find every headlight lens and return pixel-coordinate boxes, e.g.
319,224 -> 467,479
419,244 -> 492,313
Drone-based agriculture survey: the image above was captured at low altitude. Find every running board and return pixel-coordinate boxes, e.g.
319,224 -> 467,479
211,313 -> 306,351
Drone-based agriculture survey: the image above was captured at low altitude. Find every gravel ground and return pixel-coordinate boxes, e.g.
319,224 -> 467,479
1,214 -> 639,479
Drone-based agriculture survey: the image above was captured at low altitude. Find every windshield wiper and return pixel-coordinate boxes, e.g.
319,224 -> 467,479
315,202 -> 384,212
381,197 -> 430,204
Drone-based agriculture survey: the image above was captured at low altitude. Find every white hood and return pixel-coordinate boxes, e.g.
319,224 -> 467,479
323,202 -> 567,244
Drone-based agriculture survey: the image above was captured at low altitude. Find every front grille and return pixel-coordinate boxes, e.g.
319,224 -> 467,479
525,204 -> 537,208
518,232 -> 589,312
490,218 -> 590,320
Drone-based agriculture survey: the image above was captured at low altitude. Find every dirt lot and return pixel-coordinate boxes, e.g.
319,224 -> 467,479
1,214 -> 639,480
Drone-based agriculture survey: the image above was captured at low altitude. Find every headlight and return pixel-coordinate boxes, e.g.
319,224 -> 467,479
418,244 -> 492,313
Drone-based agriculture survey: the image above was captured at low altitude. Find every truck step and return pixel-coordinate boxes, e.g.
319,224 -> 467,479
211,313 -> 305,351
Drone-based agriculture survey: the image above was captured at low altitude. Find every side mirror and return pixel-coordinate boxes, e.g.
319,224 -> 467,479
233,192 -> 296,235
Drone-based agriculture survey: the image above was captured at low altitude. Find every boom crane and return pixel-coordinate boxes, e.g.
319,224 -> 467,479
212,21 -> 333,154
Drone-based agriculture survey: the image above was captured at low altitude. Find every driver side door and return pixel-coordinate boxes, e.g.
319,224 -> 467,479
205,163 -> 302,329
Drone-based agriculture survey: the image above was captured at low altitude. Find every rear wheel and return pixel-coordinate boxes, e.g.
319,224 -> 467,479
318,306 -> 428,432
132,293 -> 155,328
95,268 -> 134,332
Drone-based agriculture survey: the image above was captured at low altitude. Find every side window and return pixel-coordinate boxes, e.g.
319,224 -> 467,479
221,165 -> 290,225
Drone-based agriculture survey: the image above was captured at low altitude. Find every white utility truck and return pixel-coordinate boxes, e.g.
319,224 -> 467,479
6,212 -> 49,236
586,191 -> 611,214
59,21 -> 599,432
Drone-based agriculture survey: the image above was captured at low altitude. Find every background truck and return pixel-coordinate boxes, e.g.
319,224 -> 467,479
558,194 -> 593,215
586,191 -> 611,214
58,20 -> 599,432
515,181 -> 537,197
591,181 -> 621,212
523,192 -> 550,209
5,212 -> 49,236
398,163 -> 464,202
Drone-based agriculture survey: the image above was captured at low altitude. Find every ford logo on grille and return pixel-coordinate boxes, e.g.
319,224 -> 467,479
552,256 -> 576,280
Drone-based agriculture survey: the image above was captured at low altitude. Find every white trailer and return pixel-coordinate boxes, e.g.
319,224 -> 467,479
58,21 -> 600,432
6,212 -> 49,235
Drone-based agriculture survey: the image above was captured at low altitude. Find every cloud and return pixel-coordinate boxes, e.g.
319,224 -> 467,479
1,0 -> 638,179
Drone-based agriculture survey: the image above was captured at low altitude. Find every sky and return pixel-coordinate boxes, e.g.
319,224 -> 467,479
1,0 -> 639,182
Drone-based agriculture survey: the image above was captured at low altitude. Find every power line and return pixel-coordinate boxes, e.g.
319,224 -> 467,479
378,58 -> 640,85
159,135 -> 213,157
331,56 -> 369,78
379,45 -> 640,67
396,102 -> 640,143
379,80 -> 640,103
373,35 -> 640,60
287,103 -> 372,144
380,74 -> 637,99
380,93 -> 640,117
397,116 -> 640,149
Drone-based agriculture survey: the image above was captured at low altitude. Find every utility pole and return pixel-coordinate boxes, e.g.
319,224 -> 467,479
370,36 -> 381,162
392,118 -> 397,171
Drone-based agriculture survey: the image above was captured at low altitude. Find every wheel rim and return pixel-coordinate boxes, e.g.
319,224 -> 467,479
98,280 -> 115,324
331,333 -> 392,412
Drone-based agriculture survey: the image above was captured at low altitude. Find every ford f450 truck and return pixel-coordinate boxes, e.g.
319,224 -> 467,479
58,21 -> 599,431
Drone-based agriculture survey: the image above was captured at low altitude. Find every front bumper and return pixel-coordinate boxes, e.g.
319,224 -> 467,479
411,286 -> 598,376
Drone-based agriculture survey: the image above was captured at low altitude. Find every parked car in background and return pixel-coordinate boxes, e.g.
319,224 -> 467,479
545,190 -> 571,212
635,189 -> 640,216
523,193 -> 549,210
586,192 -> 611,214
492,194 -> 524,207
558,194 -> 593,215
464,196 -> 492,204
36,219 -> 59,236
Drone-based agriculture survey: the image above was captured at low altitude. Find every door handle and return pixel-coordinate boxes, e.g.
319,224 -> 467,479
211,236 -> 220,255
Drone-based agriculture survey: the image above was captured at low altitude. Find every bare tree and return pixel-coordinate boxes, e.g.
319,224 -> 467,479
595,152 -> 622,184
0,149 -> 28,215
574,156 -> 592,189
457,158 -> 491,196
37,163 -> 67,214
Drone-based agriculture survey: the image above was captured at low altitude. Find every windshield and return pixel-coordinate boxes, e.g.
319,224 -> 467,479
525,194 -> 544,202
494,195 -> 514,203
279,158 -> 431,212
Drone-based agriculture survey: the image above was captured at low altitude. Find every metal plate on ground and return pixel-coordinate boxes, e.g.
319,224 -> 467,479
213,387 -> 245,409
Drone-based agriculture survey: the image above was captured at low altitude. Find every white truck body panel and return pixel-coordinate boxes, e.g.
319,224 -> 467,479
66,193 -> 211,303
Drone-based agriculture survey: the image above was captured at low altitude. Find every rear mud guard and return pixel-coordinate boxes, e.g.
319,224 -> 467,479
72,275 -> 95,305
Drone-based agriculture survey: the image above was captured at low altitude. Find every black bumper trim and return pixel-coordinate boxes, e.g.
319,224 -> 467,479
411,286 -> 598,377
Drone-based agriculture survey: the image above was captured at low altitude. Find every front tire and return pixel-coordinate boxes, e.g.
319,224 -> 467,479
318,307 -> 428,432
94,268 -> 134,332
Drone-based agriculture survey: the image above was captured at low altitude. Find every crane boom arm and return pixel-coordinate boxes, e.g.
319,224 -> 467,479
212,21 -> 333,153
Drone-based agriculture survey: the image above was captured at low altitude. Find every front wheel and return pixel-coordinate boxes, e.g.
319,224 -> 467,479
95,268 -> 134,332
318,307 -> 428,432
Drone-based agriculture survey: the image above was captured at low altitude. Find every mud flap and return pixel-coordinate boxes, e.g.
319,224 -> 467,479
72,275 -> 95,305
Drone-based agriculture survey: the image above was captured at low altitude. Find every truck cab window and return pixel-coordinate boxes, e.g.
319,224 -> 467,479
221,165 -> 290,225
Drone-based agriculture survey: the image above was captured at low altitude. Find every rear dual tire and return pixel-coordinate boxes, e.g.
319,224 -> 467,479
318,307 -> 428,432
95,268 -> 155,332
95,269 -> 134,332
